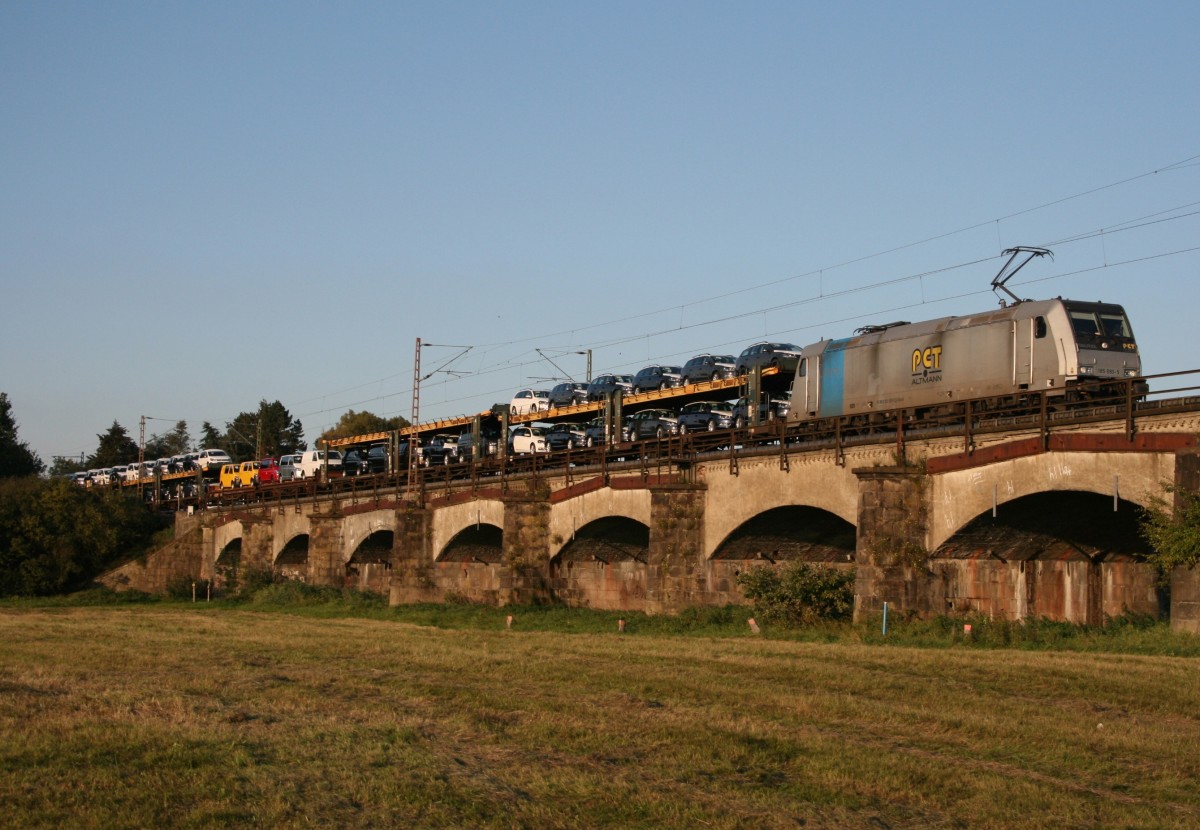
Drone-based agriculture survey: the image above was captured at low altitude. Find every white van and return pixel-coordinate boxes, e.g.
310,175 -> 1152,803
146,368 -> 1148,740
194,448 -> 233,473
293,449 -> 342,479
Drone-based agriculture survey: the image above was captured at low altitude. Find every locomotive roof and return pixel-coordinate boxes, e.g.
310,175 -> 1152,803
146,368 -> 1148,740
821,298 -> 1123,349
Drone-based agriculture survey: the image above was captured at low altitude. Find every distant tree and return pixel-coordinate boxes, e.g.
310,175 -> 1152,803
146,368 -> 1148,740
87,421 -> 138,468
318,409 -> 409,445
0,393 -> 44,478
224,400 -> 305,460
146,420 -> 191,458
48,456 -> 86,477
199,421 -> 223,451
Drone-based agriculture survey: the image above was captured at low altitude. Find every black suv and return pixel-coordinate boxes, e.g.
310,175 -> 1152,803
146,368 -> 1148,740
586,373 -> 634,402
631,365 -> 684,393
546,422 -> 588,451
735,342 -> 802,375
681,353 -> 737,384
625,408 -> 680,440
549,381 -> 590,408
366,445 -> 389,474
677,400 -> 734,433
342,450 -> 370,476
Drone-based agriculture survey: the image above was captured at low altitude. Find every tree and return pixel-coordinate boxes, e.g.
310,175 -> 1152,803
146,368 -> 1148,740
0,393 -> 44,478
48,456 -> 86,477
199,421 -> 223,451
87,421 -> 139,468
318,409 -> 409,445
146,420 -> 191,459
0,477 -> 163,596
224,400 -> 305,460
1140,483 -> 1200,573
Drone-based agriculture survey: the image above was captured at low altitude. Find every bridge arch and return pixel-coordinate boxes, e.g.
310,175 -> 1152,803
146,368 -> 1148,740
700,455 -> 860,559
549,516 -> 651,609
432,499 -> 505,561
346,529 -> 394,593
933,489 -> 1160,622
276,533 -> 310,580
438,523 -> 504,563
928,450 -> 1174,550
547,487 -> 651,559
710,505 -> 857,563
341,510 -> 397,565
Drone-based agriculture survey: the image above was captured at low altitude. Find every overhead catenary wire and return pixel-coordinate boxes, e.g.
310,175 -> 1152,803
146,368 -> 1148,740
207,152 -> 1200,430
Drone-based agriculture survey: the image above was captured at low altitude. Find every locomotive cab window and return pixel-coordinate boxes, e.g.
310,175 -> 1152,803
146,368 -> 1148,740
1100,313 -> 1131,338
1070,311 -> 1100,339
1066,303 -> 1137,351
797,358 -> 807,378
1034,317 -> 1047,338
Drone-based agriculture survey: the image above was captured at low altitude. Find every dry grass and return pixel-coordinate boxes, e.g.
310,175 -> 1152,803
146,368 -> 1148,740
0,606 -> 1197,829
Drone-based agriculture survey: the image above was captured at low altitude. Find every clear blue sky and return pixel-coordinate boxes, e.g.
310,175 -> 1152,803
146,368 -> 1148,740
3,2 -> 1198,465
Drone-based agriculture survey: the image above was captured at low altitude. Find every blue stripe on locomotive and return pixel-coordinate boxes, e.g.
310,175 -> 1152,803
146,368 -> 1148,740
818,339 -> 850,418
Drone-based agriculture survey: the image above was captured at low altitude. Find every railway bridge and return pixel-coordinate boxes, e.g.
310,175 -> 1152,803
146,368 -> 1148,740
102,403 -> 1200,631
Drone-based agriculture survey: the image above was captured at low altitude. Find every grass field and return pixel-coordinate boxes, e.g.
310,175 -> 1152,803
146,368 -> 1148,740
1,602 -> 1198,829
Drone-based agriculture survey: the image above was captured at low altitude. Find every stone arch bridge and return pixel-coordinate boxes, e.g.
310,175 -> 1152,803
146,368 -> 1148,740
102,410 -> 1200,629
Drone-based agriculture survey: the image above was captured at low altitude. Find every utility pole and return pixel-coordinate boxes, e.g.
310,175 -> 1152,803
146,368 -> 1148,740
410,337 -> 421,491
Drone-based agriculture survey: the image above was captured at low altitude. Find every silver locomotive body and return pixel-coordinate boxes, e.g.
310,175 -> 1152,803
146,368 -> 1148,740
790,299 -> 1141,421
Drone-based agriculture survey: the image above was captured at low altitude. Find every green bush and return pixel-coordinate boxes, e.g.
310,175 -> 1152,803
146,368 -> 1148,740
736,562 -> 855,627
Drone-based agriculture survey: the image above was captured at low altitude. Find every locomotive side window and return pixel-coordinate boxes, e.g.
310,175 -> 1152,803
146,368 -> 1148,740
1035,316 -> 1047,338
798,358 -> 807,378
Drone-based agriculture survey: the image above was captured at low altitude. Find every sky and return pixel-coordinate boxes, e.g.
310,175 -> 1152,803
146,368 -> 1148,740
3,1 -> 1198,466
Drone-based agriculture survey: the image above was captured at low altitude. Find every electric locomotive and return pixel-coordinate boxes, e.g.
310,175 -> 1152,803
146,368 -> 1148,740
789,297 -> 1142,423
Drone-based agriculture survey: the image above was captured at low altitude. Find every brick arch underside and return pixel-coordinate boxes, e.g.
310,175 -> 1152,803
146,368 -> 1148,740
933,490 -> 1163,621
439,524 -> 503,563
548,517 -> 650,611
347,530 -> 394,594
214,538 -> 242,592
710,505 -> 857,563
276,534 -> 310,581
434,524 -> 504,604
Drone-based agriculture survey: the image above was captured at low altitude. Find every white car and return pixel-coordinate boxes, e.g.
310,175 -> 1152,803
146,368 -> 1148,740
292,450 -> 343,479
508,426 -> 548,454
509,389 -> 551,417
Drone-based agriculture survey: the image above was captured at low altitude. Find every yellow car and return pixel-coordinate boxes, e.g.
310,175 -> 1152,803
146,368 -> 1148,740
218,461 -> 259,488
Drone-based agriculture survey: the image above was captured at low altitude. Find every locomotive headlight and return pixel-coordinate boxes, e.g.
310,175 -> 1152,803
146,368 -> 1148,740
1124,368 -> 1137,377
1079,366 -> 1094,374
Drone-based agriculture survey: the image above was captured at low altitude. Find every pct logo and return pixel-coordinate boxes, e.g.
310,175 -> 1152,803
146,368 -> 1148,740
911,346 -> 943,385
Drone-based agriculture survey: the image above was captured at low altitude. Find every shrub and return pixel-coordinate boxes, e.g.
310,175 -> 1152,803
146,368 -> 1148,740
737,562 -> 855,627
238,566 -> 280,595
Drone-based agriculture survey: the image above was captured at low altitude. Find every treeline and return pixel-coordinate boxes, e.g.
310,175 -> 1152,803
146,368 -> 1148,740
47,402 -> 411,477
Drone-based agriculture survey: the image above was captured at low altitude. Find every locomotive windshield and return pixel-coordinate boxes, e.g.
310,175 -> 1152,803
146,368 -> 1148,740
1064,302 -> 1137,352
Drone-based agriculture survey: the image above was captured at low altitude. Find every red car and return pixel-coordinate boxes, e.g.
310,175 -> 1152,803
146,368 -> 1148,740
256,458 -> 281,484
